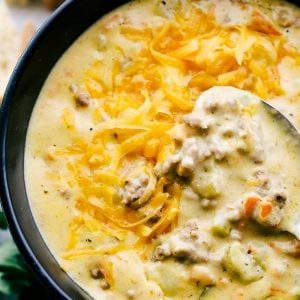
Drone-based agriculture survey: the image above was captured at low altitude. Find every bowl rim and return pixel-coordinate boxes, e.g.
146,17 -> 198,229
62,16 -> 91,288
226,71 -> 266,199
0,1 -> 76,298
4,0 -> 299,298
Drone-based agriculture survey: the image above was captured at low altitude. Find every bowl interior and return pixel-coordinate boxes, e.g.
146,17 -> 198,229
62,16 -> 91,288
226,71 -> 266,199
0,0 -> 128,298
2,0 -> 300,298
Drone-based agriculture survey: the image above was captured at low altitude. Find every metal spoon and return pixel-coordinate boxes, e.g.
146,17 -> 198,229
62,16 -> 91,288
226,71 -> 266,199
260,100 -> 300,239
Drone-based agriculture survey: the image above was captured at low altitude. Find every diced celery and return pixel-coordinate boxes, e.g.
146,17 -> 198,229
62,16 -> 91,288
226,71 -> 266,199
191,162 -> 222,199
222,242 -> 264,283
191,178 -> 220,199
248,241 -> 270,270
211,215 -> 231,237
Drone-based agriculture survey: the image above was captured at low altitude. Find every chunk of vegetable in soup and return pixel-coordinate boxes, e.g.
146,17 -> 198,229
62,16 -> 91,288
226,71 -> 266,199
25,0 -> 300,299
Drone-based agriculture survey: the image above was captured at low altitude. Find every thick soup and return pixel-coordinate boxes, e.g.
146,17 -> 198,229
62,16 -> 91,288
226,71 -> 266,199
25,0 -> 300,299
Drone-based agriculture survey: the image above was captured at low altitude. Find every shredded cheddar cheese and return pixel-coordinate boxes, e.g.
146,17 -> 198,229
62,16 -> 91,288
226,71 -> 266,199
52,3 -> 300,260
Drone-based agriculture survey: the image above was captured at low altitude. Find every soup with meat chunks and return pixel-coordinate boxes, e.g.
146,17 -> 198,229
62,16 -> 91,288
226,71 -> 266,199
26,0 -> 300,299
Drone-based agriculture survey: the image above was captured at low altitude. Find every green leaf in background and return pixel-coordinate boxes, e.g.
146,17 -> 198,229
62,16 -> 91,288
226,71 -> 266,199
0,272 -> 31,296
0,208 -> 35,296
0,211 -> 8,230
0,240 -> 33,296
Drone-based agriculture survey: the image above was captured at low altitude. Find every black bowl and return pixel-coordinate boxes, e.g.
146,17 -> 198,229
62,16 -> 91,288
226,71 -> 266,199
0,0 -> 128,298
2,0 -> 300,299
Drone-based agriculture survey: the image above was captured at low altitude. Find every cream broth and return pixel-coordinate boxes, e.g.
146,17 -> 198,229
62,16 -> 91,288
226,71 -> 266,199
26,0 -> 300,299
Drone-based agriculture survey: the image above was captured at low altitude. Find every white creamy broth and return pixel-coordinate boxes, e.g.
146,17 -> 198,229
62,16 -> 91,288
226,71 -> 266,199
25,0 -> 300,299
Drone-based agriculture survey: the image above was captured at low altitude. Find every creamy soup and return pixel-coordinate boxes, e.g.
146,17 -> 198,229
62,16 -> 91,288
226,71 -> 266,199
25,0 -> 300,299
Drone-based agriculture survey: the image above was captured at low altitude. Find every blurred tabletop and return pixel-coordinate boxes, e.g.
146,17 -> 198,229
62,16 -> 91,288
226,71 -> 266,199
0,2 -> 54,299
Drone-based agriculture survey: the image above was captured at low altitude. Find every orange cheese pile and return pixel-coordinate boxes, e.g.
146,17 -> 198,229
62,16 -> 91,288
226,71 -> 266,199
53,5 -> 300,259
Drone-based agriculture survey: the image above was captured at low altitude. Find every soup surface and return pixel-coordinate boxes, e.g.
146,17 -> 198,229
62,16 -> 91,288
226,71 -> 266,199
26,0 -> 300,299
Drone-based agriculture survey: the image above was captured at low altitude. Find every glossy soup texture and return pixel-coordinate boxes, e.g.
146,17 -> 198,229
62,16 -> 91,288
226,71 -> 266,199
25,0 -> 300,299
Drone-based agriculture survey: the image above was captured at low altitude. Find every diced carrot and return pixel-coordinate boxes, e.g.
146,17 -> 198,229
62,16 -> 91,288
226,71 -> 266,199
243,196 -> 259,217
259,202 -> 273,219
